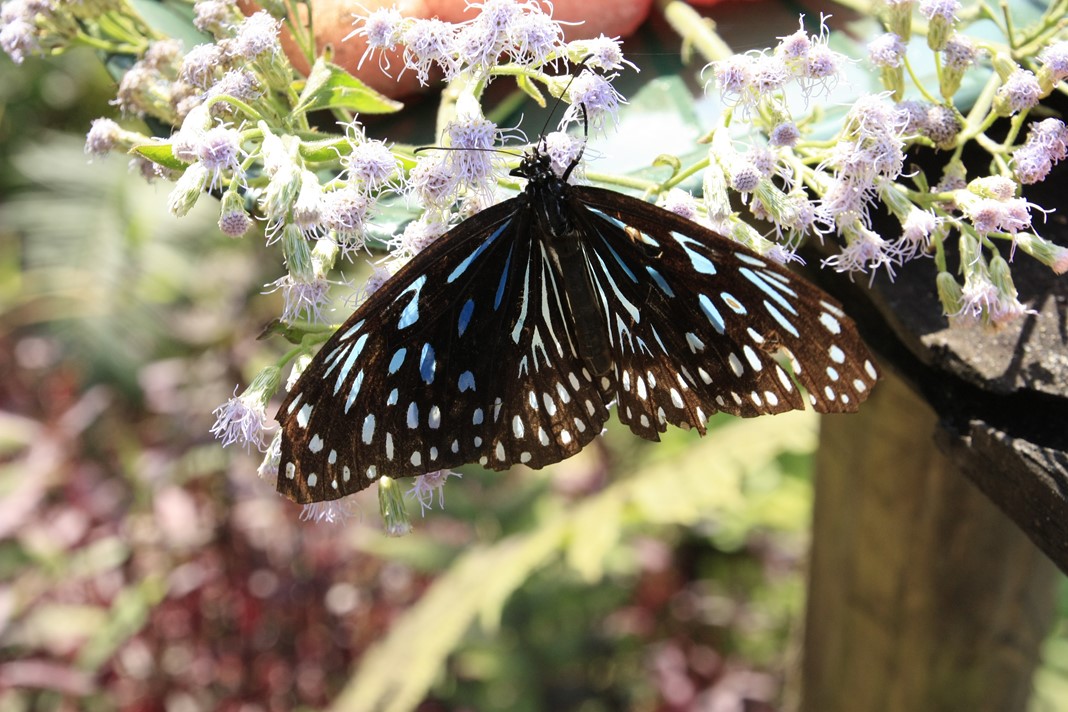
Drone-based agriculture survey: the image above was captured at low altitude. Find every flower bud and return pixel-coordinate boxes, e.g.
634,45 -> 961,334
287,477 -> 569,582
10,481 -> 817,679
939,34 -> 976,98
282,223 -> 314,283
702,161 -> 732,224
378,477 -> 412,537
988,254 -> 1015,295
936,271 -> 964,315
1014,234 -> 1068,274
261,161 -> 302,222
218,189 -> 253,238
885,0 -> 914,40
311,238 -> 338,279
167,163 -> 209,216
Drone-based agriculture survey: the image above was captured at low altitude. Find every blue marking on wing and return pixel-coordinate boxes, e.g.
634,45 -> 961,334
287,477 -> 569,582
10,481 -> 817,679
388,347 -> 407,375
646,266 -> 674,297
332,333 -> 368,394
446,221 -> 510,284
740,267 -> 797,315
672,232 -> 718,275
458,371 -> 476,392
596,234 -> 638,283
397,275 -> 427,329
494,244 -> 514,310
419,343 -> 436,385
699,294 -> 726,333
344,370 -> 364,413
339,319 -> 365,341
588,208 -> 628,232
764,300 -> 800,338
458,299 -> 475,337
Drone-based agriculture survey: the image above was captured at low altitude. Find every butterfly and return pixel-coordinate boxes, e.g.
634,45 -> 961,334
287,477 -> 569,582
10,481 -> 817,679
274,137 -> 878,505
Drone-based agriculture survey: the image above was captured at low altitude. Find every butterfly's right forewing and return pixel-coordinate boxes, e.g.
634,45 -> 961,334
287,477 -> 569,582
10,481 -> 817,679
571,186 -> 878,442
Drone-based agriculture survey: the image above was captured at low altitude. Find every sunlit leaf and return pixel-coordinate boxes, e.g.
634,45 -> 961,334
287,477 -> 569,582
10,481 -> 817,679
291,58 -> 404,116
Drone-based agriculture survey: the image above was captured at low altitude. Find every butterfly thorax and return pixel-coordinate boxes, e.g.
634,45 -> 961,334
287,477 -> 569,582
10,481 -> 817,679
511,149 -> 573,236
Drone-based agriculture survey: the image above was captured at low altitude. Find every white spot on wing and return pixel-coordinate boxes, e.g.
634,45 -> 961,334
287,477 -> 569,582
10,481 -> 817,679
819,312 -> 842,334
742,345 -> 763,372
865,360 -> 877,379
728,353 -> 744,378
670,388 -> 684,409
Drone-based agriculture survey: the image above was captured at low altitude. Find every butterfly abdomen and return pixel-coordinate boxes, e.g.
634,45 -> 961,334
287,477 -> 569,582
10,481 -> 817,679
545,224 -> 615,380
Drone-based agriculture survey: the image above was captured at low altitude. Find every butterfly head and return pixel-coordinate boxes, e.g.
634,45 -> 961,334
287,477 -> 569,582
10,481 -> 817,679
511,136 -> 586,189
510,146 -> 554,183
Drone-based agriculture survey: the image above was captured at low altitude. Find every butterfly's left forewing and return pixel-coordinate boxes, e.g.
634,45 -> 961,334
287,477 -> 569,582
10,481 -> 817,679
570,186 -> 878,441
276,196 -> 611,504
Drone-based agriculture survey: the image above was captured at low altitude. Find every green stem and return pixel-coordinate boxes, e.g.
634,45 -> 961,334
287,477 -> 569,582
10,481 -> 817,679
1015,14 -> 1068,58
69,33 -> 142,54
205,95 -> 267,124
656,0 -> 735,63
584,170 -> 660,194
1000,0 -> 1017,49
661,156 -> 711,192
902,56 -> 941,105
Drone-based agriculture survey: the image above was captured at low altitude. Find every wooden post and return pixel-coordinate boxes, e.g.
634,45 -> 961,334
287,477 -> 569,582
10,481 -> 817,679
800,369 -> 1059,712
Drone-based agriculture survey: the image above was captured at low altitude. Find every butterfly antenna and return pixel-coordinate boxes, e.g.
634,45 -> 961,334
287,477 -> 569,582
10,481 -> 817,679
535,56 -> 595,144
560,103 -> 589,183
413,145 -> 523,158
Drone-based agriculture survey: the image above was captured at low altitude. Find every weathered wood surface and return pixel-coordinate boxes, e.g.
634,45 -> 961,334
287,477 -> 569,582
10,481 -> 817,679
800,371 -> 1059,712
804,154 -> 1068,573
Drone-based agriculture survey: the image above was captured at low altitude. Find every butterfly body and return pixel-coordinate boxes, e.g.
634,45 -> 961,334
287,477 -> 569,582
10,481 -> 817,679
275,146 -> 877,505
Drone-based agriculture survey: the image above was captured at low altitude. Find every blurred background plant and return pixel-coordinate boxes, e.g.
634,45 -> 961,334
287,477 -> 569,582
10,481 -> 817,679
2,0 -> 1068,710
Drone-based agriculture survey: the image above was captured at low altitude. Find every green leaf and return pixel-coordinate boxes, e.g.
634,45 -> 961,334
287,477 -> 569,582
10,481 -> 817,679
130,142 -> 188,171
292,58 -> 404,116
126,0 -> 211,49
299,137 -> 351,163
516,73 -> 546,107
565,493 -> 624,583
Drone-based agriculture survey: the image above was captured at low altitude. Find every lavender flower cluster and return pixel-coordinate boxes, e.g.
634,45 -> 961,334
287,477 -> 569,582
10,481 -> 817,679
696,2 -> 1067,327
